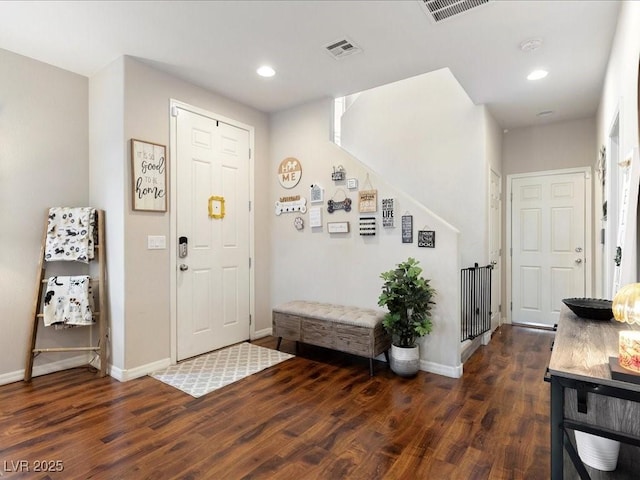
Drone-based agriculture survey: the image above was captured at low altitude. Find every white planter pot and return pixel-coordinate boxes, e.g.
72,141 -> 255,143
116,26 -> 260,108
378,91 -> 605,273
575,431 -> 620,471
389,344 -> 420,377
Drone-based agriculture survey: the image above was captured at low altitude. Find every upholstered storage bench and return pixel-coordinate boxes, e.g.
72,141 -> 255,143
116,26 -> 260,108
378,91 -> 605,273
272,300 -> 391,376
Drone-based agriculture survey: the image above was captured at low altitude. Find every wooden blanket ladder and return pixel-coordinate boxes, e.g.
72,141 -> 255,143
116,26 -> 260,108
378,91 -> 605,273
24,208 -> 107,381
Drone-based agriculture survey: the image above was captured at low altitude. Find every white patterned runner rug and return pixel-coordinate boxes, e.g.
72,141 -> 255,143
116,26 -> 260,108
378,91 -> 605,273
150,342 -> 294,398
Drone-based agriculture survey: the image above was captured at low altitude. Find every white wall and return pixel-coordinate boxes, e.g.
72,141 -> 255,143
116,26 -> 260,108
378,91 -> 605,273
502,117 -> 597,315
596,0 -> 640,292
503,117 -> 597,176
116,57 -> 269,376
0,48 -> 90,383
340,68 -> 489,268
89,57 -> 126,372
270,98 -> 462,377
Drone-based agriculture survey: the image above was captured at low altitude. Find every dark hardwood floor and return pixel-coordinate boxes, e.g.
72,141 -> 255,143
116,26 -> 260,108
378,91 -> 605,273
0,325 -> 554,479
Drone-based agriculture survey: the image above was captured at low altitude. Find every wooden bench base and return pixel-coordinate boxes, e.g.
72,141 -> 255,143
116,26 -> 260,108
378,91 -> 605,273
272,301 -> 391,376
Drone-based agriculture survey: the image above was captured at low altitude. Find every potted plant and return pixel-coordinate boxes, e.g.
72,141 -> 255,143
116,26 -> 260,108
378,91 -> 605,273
378,257 -> 435,377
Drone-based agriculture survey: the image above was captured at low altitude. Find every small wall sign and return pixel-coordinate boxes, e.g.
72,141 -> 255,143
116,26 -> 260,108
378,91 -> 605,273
359,216 -> 376,236
275,195 -> 307,215
310,184 -> 324,204
309,206 -> 322,227
331,165 -> 346,181
278,157 -> 302,189
401,215 -> 413,243
328,221 -> 350,234
131,139 -> 167,212
418,230 -> 436,248
358,189 -> 377,213
327,191 -> 352,213
382,198 -> 395,227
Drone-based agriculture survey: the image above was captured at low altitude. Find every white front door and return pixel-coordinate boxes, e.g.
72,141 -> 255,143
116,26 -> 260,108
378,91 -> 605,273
511,171 -> 587,327
490,169 -> 501,332
176,108 -> 251,360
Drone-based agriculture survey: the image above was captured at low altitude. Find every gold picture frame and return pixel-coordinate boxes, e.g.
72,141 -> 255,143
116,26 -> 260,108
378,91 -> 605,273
208,195 -> 225,219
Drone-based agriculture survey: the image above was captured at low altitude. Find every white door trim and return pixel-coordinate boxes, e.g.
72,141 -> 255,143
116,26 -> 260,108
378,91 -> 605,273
505,166 -> 592,325
169,99 -> 255,364
489,167 -> 502,331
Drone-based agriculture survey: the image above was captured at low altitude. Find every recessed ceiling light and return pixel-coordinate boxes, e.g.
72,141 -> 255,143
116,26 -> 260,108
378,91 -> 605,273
527,69 -> 548,81
257,65 -> 276,78
537,110 -> 554,117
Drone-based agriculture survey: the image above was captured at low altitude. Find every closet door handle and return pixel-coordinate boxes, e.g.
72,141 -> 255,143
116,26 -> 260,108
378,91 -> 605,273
179,264 -> 189,271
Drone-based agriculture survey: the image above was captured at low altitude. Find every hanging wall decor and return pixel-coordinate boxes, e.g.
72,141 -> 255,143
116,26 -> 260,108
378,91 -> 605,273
327,189 -> 352,213
359,216 -> 376,236
346,178 -> 358,190
358,173 -> 377,213
278,157 -> 302,189
208,195 -> 225,219
401,215 -> 413,243
310,184 -> 324,204
294,216 -> 304,231
331,165 -> 346,181
382,198 -> 395,227
309,206 -> 322,228
327,222 -> 350,234
418,230 -> 436,248
275,195 -> 307,215
131,139 -> 167,212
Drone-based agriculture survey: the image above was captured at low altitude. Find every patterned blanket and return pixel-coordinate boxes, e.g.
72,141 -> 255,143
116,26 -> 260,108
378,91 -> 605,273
44,207 -> 96,263
43,275 -> 94,328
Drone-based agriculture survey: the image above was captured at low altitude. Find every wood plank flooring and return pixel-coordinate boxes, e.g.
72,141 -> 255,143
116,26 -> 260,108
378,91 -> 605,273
0,325 -> 554,479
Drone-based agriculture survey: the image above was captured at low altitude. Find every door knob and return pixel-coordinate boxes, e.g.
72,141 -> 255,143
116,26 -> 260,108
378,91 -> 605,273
179,264 -> 189,271
575,258 -> 583,265
575,247 -> 583,253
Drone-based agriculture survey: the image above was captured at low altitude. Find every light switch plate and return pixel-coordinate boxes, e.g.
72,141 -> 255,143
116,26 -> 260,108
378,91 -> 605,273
147,235 -> 166,249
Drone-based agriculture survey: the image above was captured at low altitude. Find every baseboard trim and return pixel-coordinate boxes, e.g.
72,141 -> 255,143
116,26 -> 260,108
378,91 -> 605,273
252,327 -> 272,340
420,360 -> 463,379
109,357 -> 172,382
0,354 -> 91,386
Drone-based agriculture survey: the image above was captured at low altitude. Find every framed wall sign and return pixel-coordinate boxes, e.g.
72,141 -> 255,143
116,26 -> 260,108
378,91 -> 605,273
418,230 -> 436,248
328,221 -> 350,234
309,206 -> 322,228
310,184 -> 324,203
401,215 -> 413,243
382,198 -> 395,227
359,216 -> 376,236
358,189 -> 377,213
131,139 -> 167,212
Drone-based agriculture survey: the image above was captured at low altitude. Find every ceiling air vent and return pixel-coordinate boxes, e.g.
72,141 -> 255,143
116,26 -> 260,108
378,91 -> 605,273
324,37 -> 362,60
419,0 -> 490,23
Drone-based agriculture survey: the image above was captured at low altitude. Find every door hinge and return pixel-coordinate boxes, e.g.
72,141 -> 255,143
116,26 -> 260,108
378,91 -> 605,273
249,200 -> 252,211
249,314 -> 252,325
171,106 -> 179,117
249,257 -> 252,268
499,304 -> 502,313
510,247 -> 512,257
510,302 -> 513,311
249,148 -> 252,159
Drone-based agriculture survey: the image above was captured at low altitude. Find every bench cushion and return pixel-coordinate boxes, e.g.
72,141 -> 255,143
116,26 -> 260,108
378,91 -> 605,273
272,300 -> 385,328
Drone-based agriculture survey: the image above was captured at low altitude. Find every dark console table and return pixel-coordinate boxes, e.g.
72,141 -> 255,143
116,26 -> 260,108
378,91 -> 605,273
548,306 -> 640,479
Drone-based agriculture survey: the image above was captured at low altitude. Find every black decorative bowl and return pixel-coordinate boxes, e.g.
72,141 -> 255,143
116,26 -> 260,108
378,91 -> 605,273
562,298 -> 613,320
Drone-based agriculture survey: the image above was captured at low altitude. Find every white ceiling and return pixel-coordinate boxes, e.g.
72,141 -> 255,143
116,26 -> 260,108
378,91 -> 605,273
0,1 -> 621,129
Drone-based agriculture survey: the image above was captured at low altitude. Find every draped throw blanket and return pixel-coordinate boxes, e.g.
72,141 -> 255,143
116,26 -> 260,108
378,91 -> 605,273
43,276 -> 94,328
44,207 -> 96,263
